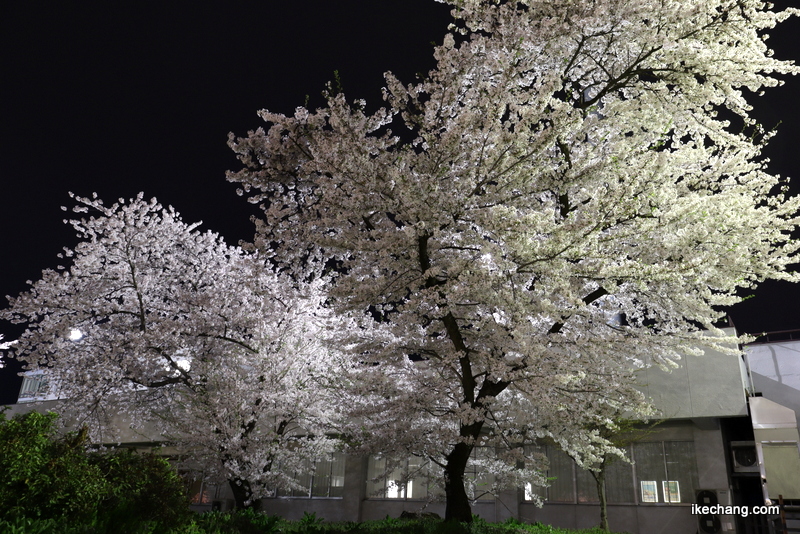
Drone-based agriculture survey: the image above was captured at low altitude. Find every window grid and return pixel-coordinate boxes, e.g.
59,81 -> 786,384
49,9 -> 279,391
367,455 -> 432,500
631,441 -> 697,504
366,448 -> 496,501
523,441 -> 694,506
276,452 -> 346,498
18,375 -> 49,401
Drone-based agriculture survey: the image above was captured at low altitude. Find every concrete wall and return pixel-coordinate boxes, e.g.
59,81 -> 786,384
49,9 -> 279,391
635,329 -> 748,419
3,398 -> 165,444
747,340 -> 800,429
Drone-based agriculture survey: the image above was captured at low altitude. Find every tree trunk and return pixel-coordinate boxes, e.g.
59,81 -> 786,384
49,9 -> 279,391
444,442 -> 475,523
229,477 -> 254,510
595,467 -> 609,531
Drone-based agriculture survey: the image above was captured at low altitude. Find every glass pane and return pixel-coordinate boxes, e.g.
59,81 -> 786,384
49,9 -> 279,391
188,479 -> 210,504
633,442 -> 666,503
386,463 -> 406,499
664,442 -> 697,504
662,480 -> 681,503
604,456 -> 635,504
523,445 -> 547,502
329,452 -> 345,498
366,456 -> 386,498
640,480 -> 658,503
312,458 -> 331,497
19,375 -> 49,400
408,456 -> 429,500
576,467 -> 600,503
547,446 -> 575,503
473,447 -> 495,501
524,482 -> 547,502
292,459 -> 313,497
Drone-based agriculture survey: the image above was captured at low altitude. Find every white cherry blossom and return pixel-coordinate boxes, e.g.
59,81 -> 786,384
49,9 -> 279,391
2,194 -> 343,508
228,0 -> 799,521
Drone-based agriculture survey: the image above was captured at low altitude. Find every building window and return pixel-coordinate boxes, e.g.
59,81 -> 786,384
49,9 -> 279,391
275,452 -> 346,498
182,472 -> 223,506
632,441 -> 697,504
522,444 -> 576,503
576,464 -> 599,503
367,449 -> 495,501
575,457 -> 636,504
187,477 -> 221,504
466,447 -> 496,501
367,455 -> 432,500
547,447 -> 576,502
603,454 -> 636,504
530,441 -> 696,505
18,373 -> 49,402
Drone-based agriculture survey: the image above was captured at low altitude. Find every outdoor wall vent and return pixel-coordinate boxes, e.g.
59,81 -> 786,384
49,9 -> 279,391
730,441 -> 759,473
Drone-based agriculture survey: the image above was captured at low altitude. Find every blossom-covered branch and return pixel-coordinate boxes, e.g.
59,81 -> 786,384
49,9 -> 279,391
228,0 -> 798,521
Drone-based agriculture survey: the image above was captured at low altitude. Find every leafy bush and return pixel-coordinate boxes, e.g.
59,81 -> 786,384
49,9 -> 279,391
91,448 -> 192,533
193,508 -> 281,534
0,409 -> 192,532
0,516 -> 64,534
0,410 -> 107,523
0,514 -> 617,534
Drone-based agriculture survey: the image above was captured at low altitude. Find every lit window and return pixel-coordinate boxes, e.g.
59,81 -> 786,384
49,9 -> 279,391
183,474 -> 221,505
662,480 -> 680,503
366,449 -> 495,501
367,455 -> 431,500
640,480 -> 658,502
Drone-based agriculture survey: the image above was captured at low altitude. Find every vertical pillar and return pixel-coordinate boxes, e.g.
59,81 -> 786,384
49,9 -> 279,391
495,488 -> 520,522
342,454 -> 368,521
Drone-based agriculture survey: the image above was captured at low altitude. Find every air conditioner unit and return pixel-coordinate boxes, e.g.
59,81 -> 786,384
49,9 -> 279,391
696,490 -> 736,533
730,441 -> 759,473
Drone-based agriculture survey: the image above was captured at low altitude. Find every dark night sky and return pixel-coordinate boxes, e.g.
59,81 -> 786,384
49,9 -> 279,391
2,1 -> 799,405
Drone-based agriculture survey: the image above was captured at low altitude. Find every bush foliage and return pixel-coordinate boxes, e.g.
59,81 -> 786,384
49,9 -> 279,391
0,409 -> 190,532
0,410 -> 617,534
0,508 -> 618,534
0,410 -> 107,522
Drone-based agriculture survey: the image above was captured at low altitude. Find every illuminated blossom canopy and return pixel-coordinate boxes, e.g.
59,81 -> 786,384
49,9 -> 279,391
3,194 -> 343,508
228,0 -> 800,521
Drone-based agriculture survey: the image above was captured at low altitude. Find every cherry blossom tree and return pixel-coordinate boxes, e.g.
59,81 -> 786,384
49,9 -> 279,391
227,0 -> 800,522
0,336 -> 13,367
2,194 -> 342,508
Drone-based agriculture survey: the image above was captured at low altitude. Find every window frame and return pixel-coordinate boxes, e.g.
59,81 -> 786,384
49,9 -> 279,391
523,440 -> 695,506
273,452 -> 346,499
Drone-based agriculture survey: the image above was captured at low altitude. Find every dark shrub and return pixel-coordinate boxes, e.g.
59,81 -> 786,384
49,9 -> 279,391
0,410 -> 107,523
0,409 -> 192,532
90,448 -> 192,533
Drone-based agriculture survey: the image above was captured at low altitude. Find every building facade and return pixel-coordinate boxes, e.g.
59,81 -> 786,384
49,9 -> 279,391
5,328 -> 800,534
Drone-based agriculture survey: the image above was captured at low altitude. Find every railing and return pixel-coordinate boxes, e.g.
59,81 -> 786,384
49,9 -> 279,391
746,330 -> 800,345
772,495 -> 800,534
